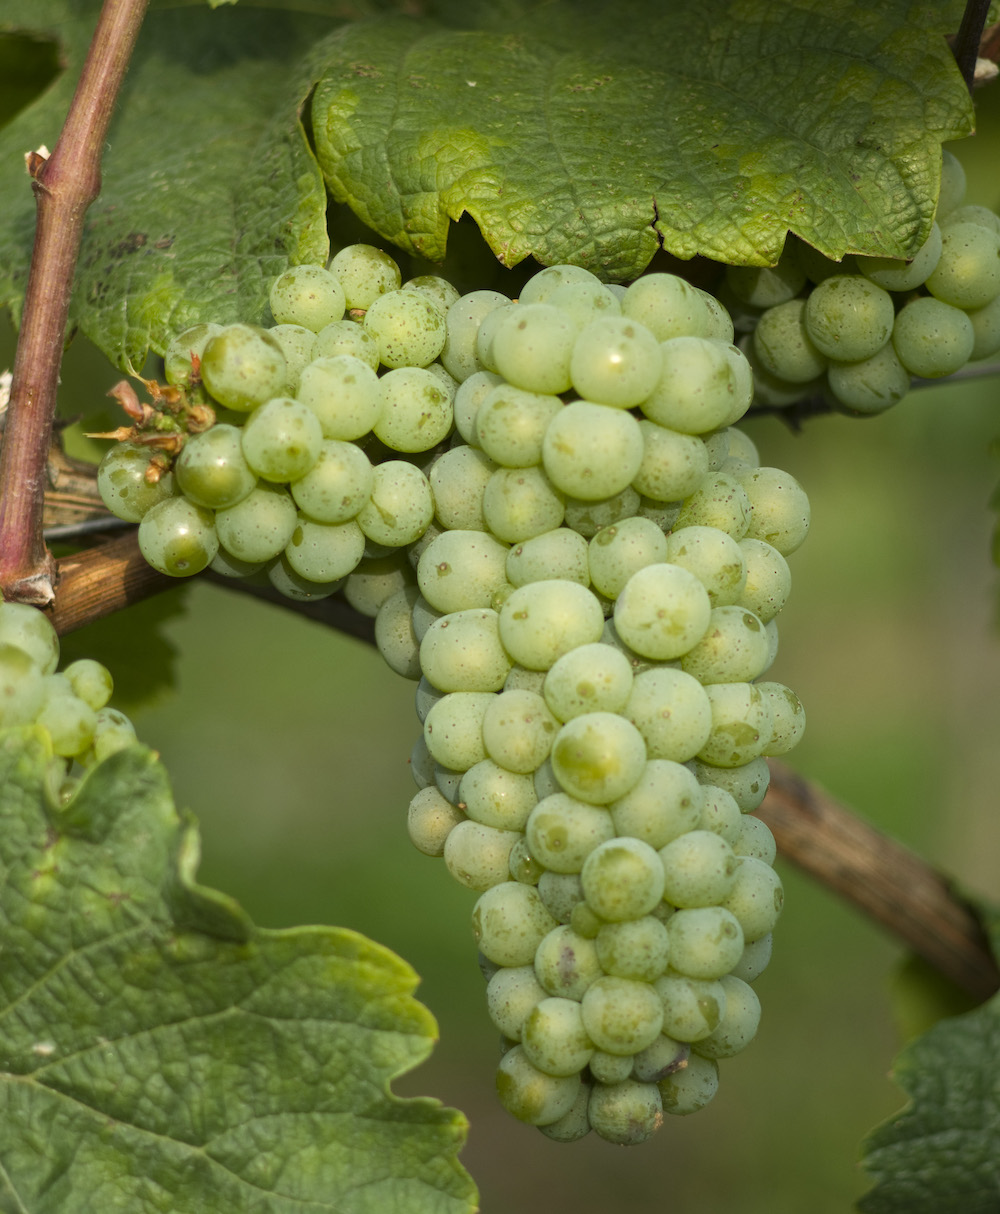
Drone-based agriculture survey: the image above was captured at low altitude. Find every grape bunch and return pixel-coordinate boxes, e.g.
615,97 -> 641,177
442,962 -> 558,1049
0,600 -> 138,801
729,150 -> 1000,415
97,243 -> 810,1143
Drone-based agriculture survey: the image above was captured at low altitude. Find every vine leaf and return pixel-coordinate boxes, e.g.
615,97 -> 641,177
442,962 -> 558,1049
311,0 -> 974,279
0,728 -> 477,1214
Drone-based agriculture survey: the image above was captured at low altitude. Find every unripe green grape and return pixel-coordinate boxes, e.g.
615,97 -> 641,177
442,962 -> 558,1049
680,605 -> 771,684
37,692 -> 97,758
751,297 -> 828,383
506,528 -> 590,589
568,316 -> 662,408
696,289 -> 736,342
483,465 -> 566,543
0,602 -> 60,675
312,318 -> 380,368
730,932 -> 773,982
725,257 -> 805,308
623,666 -> 713,762
343,551 -> 411,616
511,837 -> 547,885
665,906 -> 744,980
621,273 -> 714,340
643,337 -> 753,432
209,548 -> 267,579
269,264 -> 346,331
519,264 -> 601,304
632,1034 -> 689,1083
371,367 -> 453,453
609,759 -> 703,849
493,303 -> 576,394
631,421 -> 710,502
407,784 -> 464,855
62,658 -> 113,712
138,497 -> 218,576
595,916 -> 671,981
663,525 -> 747,607
569,900 -> 605,941
97,443 -> 178,522
658,1052 -> 719,1115
215,481 -> 297,563
402,274 -> 461,312
659,829 -> 739,908
758,680 -> 806,755
525,793 -> 615,873
794,239 -> 851,284
541,402 -> 643,501
409,731 -> 435,789
698,681 -> 773,767
588,1079 -> 663,1144
163,322 -> 223,390
588,1050 -> 635,1084
419,608 -> 511,693
453,370 -> 503,445
693,974 -> 761,1058
522,997 -> 595,1077
673,472 -> 752,539
283,515 -> 364,583
547,280 -> 622,328
473,881 -> 559,967
356,461 -> 433,548
698,785 -> 743,847
175,424 -> 256,509
474,384 -> 564,468
328,243 -> 401,308
857,222 -> 942,291
721,856 -> 784,943
444,819 -> 521,890
537,1078 -> 593,1142
966,290 -> 1000,360
200,324 -> 288,412
937,148 -> 967,218
543,642 -> 634,722
417,529 -> 509,614
297,354 -> 382,441
613,563 -> 712,661
441,290 -> 511,381
428,445 -> 495,531
924,222 -> 1000,309
549,712 -> 647,805
268,557 -> 345,602
482,688 -> 559,774
581,837 -> 666,922
423,691 -> 493,770
363,289 -> 447,368
289,439 -> 373,524
580,975 -> 664,1055
499,579 -> 604,671
267,324 -> 316,394
0,644 -> 45,727
409,592 -> 443,643
737,466 -> 810,555
693,754 -> 770,812
827,340 -> 911,415
891,296 -> 975,378
534,924 -> 603,1000
587,518 -> 667,599
736,538 -> 791,622
434,762 -> 464,804
563,486 -> 641,538
654,972 -> 728,1041
496,1044 -> 581,1126
474,301 -> 518,372
90,706 -> 138,762
803,276 -> 895,361
486,965 -> 547,1040
734,815 -> 777,866
536,871 -> 584,922
240,397 -> 323,483
375,585 -> 422,679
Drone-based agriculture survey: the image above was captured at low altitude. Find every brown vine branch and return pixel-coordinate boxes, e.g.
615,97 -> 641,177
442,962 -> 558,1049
759,762 -> 1000,1003
0,0 -> 149,606
952,0 -> 995,92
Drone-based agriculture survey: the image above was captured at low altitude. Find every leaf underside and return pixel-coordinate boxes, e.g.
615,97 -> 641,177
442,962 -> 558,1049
0,728 -> 477,1214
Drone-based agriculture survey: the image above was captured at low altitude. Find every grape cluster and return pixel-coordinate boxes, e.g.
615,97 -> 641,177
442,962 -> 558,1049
0,601 -> 138,800
99,243 -> 810,1143
730,150 -> 1000,415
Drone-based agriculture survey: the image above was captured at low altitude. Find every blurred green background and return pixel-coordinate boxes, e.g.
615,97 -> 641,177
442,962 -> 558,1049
4,87 -> 1000,1214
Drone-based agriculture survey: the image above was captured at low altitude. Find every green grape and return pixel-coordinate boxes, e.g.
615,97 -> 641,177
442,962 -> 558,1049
296,354 -> 382,441
924,222 -> 1000,309
444,819 -> 521,890
417,529 -> 509,613
631,421 -> 710,503
375,585 -> 422,679
966,289 -> 1000,360
891,295 -> 975,378
62,658 -> 113,711
0,601 -> 60,674
588,1050 -> 635,1084
267,324 -> 316,394
941,204 -> 1000,237
289,438 -> 373,524
356,461 -> 434,547
402,274 -> 461,312
441,290 -> 511,381
698,681 -> 773,767
215,481 -> 297,563
663,525 -> 747,607
595,916 -> 671,981
483,466 -> 566,543
693,975 -> 761,1058
363,289 -> 447,368
693,754 -> 770,812
91,706 -> 138,762
138,497 -> 218,576
163,322 -> 223,390
175,424 -> 256,509
506,528 -> 590,589
486,965 -> 548,1040
549,712 -> 647,805
642,337 -> 753,433
498,579 -> 605,670
534,925 -> 603,999
547,280 -> 622,328
328,243 -> 401,308
496,1045 -> 582,1126
758,680 -> 806,755
803,276 -> 895,361
473,881 -> 559,967
97,443 -> 177,522
826,341 -> 911,415
543,642 -> 634,721
0,644 -> 45,727
793,237 -> 852,284
724,257 -> 805,308
200,324 -> 288,412
372,367 -> 453,452
673,472 -> 751,538
857,222 -> 942,291
737,538 -> 791,622
632,1033 -> 688,1083
407,785 -> 465,856
608,759 -> 704,849
423,691 -> 493,769
409,732 -> 435,789
267,555 -> 344,602
537,1079 -> 593,1142
536,870 -> 584,922
419,608 -> 511,693
482,689 -> 559,774
475,384 -> 564,468
269,264 -> 346,331
563,486 -> 641,538
474,301 -> 519,372
240,397 -> 323,483
410,592 -> 443,642
679,605 -> 771,684
492,304 -> 576,394
587,518 -> 667,599
434,762 -> 464,804
581,837 -> 666,922
659,829 -> 739,908
311,318 -> 380,368
541,402 -> 643,500
519,264 -> 601,304
730,932 -> 773,982
665,906 -> 744,979
414,674 -> 445,723
624,666 -> 714,761
453,369 -> 504,445
734,815 -> 777,866
696,288 -> 736,342
737,466 -> 810,555
658,1052 -> 719,1115
937,148 -> 967,218
525,793 -> 616,873
621,273 -> 714,340
588,1079 -> 663,1145
654,973 -> 727,1042
698,785 -> 743,846
751,298 -> 828,383
429,446 -> 495,531
209,547 -> 267,580
580,976 -> 664,1055
37,692 -> 98,757
522,997 -> 595,1077
568,316 -> 662,408
721,856 -> 784,942
613,563 -> 712,661
283,515 -> 364,583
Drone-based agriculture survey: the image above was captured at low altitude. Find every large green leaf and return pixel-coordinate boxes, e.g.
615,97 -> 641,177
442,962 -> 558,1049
311,0 -> 974,279
0,727 -> 477,1213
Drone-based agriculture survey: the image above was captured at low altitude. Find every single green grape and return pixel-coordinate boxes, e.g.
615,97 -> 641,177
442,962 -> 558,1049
268,264 -> 346,331
137,497 -> 218,576
174,424 -> 256,509
200,324 -> 288,412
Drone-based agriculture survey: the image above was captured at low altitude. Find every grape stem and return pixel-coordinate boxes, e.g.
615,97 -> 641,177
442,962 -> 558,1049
952,0 -> 995,92
48,533 -> 1000,1001
0,0 -> 149,606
